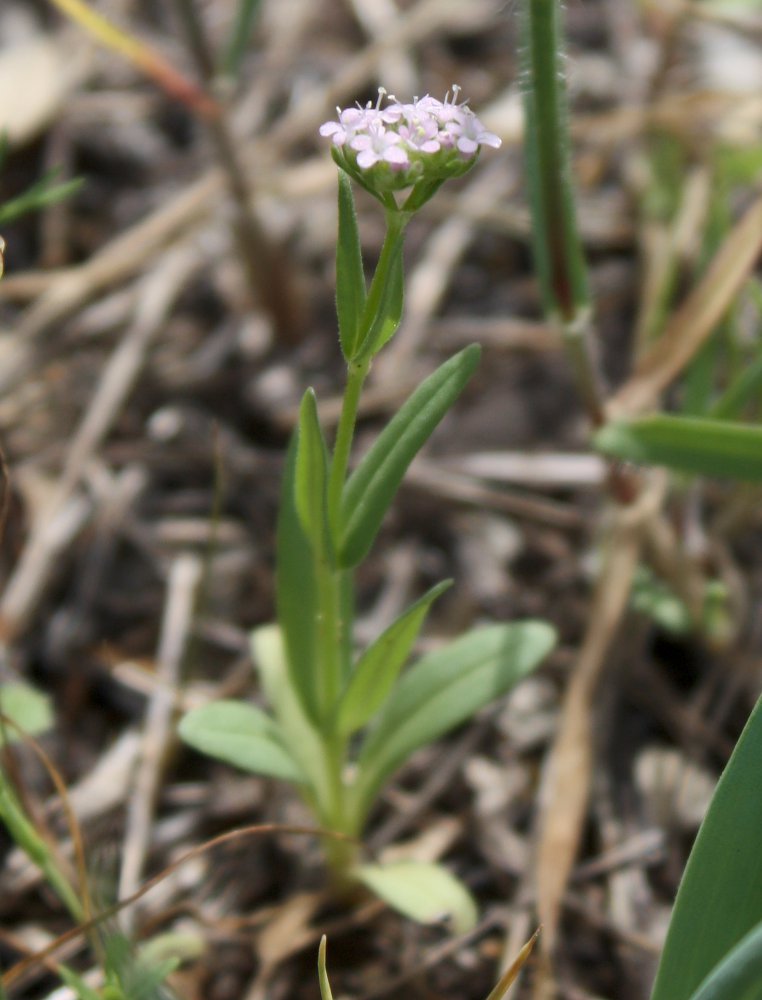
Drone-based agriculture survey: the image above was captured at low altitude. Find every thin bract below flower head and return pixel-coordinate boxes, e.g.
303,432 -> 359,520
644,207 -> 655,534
320,86 -> 501,210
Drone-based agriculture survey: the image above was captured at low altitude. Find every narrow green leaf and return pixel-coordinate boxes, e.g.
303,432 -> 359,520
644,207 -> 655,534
687,921 -> 762,1000
594,415 -> 762,482
276,434 -> 320,723
358,240 -> 404,360
0,173 -> 83,227
355,861 -> 477,934
317,937 -> 334,1000
295,389 -> 332,557
336,580 -> 452,736
0,683 -> 53,745
178,700 -> 304,784
336,172 -> 366,360
340,345 -> 481,568
650,695 -> 762,1000
353,621 -> 556,822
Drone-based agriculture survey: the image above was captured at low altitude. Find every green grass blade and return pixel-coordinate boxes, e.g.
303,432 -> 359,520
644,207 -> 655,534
687,920 -> 762,1000
178,701 -> 304,783
335,580 -> 452,736
0,173 -> 83,226
650,696 -> 762,1000
595,415 -> 762,482
710,351 -> 762,420
317,937 -> 334,1000
352,621 -> 555,823
276,434 -> 320,724
339,345 -> 481,568
221,0 -> 263,77
336,171 -> 366,360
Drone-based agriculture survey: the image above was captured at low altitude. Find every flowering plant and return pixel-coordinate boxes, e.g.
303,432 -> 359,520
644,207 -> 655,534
180,89 -> 555,928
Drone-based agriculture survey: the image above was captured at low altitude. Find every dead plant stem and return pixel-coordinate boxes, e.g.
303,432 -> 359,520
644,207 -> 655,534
171,0 -> 301,340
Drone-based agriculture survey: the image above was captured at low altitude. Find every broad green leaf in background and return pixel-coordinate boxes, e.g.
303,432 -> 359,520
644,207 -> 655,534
649,695 -> 762,1000
355,861 -> 477,934
336,171 -> 366,360
335,579 -> 452,736
595,415 -> 762,483
178,701 -> 304,784
339,345 -> 481,568
276,434 -> 320,723
0,683 -> 53,745
295,388 -> 332,559
352,621 -> 556,821
687,920 -> 762,1000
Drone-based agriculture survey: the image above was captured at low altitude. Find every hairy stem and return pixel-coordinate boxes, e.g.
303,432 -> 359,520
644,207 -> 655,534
521,0 -> 605,426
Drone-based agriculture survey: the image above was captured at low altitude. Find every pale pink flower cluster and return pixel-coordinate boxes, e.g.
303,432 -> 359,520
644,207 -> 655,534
319,87 -> 501,176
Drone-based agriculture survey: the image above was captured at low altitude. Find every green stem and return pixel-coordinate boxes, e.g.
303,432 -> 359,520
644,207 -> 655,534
0,776 -> 84,923
357,210 -> 408,358
314,556 -> 343,722
327,359 -> 369,538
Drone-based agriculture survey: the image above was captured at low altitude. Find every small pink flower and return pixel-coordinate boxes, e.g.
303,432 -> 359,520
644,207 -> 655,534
397,110 -> 441,154
350,123 -> 409,170
446,109 -> 501,156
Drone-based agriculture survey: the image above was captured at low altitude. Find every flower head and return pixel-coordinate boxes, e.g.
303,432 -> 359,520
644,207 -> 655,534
319,86 -> 501,209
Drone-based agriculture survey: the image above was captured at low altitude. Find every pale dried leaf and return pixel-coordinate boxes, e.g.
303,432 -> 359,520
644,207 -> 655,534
609,194 -> 762,417
0,35 -> 89,147
535,517 -> 643,966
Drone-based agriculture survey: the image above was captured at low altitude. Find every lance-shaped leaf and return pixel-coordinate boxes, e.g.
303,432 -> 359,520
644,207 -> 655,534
352,621 -> 556,823
595,415 -> 762,483
340,345 -> 481,568
295,388 -> 332,557
178,701 -> 304,784
336,171 -> 367,360
355,861 -> 477,934
686,921 -> 762,1000
335,580 -> 452,736
276,434 -> 320,723
650,695 -> 762,1000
